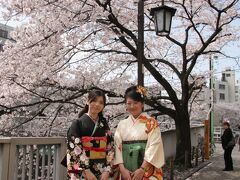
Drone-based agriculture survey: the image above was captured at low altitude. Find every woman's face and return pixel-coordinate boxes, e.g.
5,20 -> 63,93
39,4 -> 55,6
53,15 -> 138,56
126,97 -> 144,117
223,124 -> 228,129
88,96 -> 105,115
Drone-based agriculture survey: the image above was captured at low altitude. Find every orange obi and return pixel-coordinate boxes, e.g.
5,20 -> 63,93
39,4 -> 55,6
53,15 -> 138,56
81,136 -> 107,159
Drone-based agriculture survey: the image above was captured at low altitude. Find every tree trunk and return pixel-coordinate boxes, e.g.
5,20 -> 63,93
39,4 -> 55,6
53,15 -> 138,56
174,107 -> 192,167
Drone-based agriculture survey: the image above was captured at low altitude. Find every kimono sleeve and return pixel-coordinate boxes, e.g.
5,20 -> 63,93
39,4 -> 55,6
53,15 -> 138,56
144,125 -> 165,169
102,129 -> 115,172
67,120 -> 90,177
113,122 -> 124,165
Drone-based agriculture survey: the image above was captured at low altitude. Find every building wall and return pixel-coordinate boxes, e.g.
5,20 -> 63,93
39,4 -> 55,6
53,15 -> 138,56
162,126 -> 204,159
214,80 -> 229,103
212,68 -> 240,127
235,80 -> 240,102
0,23 -> 13,49
224,68 -> 236,102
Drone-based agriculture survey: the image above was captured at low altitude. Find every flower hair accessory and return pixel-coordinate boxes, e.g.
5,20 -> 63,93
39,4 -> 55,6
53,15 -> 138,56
136,86 -> 147,98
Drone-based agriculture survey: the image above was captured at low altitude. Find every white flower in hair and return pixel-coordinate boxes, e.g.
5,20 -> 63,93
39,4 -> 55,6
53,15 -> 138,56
105,94 -> 109,103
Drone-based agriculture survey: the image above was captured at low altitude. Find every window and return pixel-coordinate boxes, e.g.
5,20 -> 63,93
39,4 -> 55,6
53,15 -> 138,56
0,44 -> 3,52
0,29 -> 8,39
220,93 -> 225,100
226,74 -> 231,77
222,74 -> 226,81
219,84 -> 225,90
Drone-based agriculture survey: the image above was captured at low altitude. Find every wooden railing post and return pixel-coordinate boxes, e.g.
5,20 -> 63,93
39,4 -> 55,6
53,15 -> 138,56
53,139 -> 67,180
170,157 -> 174,180
191,146 -> 195,161
0,141 -> 10,180
8,142 -> 18,180
184,150 -> 188,169
195,147 -> 199,167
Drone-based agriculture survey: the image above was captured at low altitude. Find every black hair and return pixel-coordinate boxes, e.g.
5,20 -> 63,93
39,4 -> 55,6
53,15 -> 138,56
125,85 -> 144,103
223,121 -> 230,127
78,89 -> 109,129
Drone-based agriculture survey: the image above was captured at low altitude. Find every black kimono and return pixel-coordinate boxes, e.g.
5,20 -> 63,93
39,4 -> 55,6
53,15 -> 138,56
67,114 -> 114,179
221,127 -> 234,170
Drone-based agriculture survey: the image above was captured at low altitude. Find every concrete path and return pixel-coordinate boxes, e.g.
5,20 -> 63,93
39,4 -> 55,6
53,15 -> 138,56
187,143 -> 240,180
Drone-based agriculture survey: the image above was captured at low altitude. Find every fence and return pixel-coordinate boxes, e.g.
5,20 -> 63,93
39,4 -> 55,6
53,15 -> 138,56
0,137 -> 66,180
0,126 -> 204,180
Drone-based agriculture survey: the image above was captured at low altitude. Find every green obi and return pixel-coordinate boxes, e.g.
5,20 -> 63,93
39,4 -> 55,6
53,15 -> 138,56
122,140 -> 147,172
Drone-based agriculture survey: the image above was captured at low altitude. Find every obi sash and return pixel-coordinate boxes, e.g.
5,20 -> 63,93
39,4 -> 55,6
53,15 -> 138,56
122,140 -> 147,172
81,136 -> 107,159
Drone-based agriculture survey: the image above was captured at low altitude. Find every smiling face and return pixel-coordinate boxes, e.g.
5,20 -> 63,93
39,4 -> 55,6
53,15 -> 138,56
126,97 -> 144,117
88,96 -> 105,115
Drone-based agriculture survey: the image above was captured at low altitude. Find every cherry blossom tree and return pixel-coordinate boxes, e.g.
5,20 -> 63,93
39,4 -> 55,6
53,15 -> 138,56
215,102 -> 240,128
0,0 -> 239,166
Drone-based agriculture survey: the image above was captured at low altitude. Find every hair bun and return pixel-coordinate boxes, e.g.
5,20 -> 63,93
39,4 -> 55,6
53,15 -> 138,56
125,85 -> 146,102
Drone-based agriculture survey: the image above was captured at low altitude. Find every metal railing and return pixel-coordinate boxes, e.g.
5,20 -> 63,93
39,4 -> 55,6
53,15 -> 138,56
0,137 -> 66,180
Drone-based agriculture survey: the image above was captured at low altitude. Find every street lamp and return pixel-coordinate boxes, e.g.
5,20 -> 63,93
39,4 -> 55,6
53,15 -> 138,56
150,5 -> 176,36
137,0 -> 176,86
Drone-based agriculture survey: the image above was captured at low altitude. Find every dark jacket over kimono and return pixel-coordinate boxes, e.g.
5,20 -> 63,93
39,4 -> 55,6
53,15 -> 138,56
221,128 -> 233,149
67,114 -> 114,179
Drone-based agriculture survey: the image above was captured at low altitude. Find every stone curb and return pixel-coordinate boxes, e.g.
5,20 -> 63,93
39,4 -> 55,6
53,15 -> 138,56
181,161 -> 212,180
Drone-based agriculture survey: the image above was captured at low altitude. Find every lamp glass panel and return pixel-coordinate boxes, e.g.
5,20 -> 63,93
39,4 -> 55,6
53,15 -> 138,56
165,10 -> 172,32
155,10 -> 164,32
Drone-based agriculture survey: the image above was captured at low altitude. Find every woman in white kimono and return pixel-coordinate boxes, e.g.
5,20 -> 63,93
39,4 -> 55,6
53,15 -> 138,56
114,86 -> 165,180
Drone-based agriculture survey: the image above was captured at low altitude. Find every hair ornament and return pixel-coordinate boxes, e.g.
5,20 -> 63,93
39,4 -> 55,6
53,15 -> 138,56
136,86 -> 147,98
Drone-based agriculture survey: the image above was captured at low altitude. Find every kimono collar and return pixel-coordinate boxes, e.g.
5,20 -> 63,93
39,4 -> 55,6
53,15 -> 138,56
85,113 -> 99,124
130,113 -> 147,124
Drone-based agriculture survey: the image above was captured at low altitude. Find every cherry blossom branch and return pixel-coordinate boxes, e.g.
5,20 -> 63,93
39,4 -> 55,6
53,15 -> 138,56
148,58 -> 181,78
0,103 -> 50,135
189,86 -> 204,117
145,98 -> 176,119
44,104 -> 64,137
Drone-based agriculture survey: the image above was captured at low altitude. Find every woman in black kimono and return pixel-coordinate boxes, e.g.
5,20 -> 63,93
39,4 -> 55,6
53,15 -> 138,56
221,121 -> 234,171
67,90 -> 114,180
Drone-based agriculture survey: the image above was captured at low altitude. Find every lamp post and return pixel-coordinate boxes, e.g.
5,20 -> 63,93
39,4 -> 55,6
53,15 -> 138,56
137,0 -> 176,86
137,0 -> 145,87
209,55 -> 218,150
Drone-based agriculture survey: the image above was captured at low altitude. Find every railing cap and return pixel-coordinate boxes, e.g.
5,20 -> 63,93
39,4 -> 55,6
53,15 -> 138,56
0,137 -> 66,145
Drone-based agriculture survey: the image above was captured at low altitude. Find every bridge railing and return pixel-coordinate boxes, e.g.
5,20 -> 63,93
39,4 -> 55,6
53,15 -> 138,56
0,137 -> 66,180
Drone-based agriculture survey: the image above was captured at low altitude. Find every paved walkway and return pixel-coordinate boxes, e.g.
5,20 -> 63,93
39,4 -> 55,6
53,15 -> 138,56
188,143 -> 240,180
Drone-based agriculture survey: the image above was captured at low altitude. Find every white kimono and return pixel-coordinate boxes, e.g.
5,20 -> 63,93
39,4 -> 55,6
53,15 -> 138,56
114,113 -> 165,180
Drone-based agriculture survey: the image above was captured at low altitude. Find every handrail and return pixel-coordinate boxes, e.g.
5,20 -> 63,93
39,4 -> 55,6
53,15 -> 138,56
0,137 -> 67,180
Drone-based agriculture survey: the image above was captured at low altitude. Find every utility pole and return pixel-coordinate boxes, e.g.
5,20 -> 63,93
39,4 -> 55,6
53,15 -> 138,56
137,0 -> 144,86
209,55 -> 215,148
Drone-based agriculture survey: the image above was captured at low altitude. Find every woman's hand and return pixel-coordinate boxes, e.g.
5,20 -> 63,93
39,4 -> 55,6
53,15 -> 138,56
100,171 -> 110,180
132,168 -> 145,180
84,169 -> 97,180
119,164 -> 132,180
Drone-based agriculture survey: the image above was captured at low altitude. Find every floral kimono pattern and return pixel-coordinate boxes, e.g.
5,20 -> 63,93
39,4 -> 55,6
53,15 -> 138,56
67,114 -> 114,179
114,113 -> 165,180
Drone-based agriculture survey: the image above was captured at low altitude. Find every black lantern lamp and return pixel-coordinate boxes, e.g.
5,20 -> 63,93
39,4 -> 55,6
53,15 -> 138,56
150,5 -> 176,36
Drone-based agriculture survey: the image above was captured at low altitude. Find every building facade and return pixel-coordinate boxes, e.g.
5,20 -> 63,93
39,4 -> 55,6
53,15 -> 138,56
235,79 -> 240,102
214,68 -> 239,103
